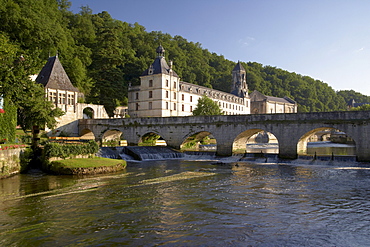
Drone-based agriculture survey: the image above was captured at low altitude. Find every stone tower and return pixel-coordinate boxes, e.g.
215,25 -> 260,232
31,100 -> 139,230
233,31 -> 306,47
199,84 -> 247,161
231,61 -> 248,98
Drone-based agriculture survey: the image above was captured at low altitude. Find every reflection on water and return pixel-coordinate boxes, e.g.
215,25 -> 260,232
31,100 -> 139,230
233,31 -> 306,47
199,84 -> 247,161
306,141 -> 356,155
247,141 -> 356,156
1,159 -> 370,246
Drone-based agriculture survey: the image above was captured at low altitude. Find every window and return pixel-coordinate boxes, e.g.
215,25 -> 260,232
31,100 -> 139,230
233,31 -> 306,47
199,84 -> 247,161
182,104 -> 184,111
135,92 -> 139,100
190,106 -> 193,112
166,102 -> 169,109
166,91 -> 169,98
174,103 -> 176,110
149,91 -> 153,98
190,96 -> 193,102
182,94 -> 184,101
136,103 -> 139,111
174,81 -> 176,88
49,92 -> 57,103
149,80 -> 153,87
149,102 -> 152,110
67,94 -> 74,105
166,80 -> 169,87
174,92 -> 176,100
58,93 -> 66,104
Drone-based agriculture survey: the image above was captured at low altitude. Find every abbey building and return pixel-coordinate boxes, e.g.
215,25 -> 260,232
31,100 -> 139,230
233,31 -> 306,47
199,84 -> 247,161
128,46 -> 296,117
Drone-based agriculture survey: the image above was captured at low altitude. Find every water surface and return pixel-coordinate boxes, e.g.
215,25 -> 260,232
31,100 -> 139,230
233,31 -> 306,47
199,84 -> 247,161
1,159 -> 370,246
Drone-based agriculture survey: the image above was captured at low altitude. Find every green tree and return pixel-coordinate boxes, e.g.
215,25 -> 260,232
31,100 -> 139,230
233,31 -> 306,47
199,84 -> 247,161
350,104 -> 370,111
192,95 -> 223,116
0,32 -> 64,133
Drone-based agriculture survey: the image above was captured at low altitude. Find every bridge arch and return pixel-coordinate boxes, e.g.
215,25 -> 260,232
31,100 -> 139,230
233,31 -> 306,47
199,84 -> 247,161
83,107 -> 95,119
102,129 -> 123,146
80,128 -> 95,140
233,129 -> 279,154
181,131 -> 217,151
139,131 -> 167,146
297,127 -> 356,156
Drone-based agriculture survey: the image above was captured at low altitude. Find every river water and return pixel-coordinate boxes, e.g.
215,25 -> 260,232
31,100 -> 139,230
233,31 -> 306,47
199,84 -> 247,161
1,156 -> 370,246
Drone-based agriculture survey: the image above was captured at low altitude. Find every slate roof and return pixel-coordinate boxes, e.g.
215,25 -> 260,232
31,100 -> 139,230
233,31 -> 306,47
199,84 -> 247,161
233,61 -> 245,71
250,90 -> 296,104
36,56 -> 79,92
347,99 -> 370,108
142,56 -> 179,77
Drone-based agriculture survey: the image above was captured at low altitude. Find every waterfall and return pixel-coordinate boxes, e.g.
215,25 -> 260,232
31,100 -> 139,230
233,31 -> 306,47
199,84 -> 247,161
122,146 -> 185,161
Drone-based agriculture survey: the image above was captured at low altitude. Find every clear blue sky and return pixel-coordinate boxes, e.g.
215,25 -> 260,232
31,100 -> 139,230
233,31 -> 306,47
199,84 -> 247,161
70,0 -> 370,96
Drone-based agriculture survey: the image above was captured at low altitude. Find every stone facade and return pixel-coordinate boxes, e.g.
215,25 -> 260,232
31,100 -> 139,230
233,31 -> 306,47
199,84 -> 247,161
128,46 -> 250,117
250,90 -> 297,114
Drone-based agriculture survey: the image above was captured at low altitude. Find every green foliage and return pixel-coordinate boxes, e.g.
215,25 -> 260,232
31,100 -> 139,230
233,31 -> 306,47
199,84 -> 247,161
337,90 -> 370,105
0,97 -> 17,142
193,95 -> 224,116
20,147 -> 33,172
0,0 -> 364,116
350,104 -> 370,111
43,140 -> 99,159
0,31 -> 64,131
140,133 -> 160,146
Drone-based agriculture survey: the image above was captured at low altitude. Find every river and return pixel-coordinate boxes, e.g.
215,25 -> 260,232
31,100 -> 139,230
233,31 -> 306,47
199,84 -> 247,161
1,156 -> 370,246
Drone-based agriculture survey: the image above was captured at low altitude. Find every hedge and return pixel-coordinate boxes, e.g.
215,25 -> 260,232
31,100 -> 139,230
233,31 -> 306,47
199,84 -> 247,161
43,140 -> 99,159
0,98 -> 17,142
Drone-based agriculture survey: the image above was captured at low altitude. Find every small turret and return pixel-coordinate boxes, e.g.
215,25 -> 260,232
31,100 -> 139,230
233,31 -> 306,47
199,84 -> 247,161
156,45 -> 165,57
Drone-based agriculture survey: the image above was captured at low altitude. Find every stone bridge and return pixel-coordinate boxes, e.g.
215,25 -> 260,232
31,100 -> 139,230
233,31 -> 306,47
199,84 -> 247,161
78,111 -> 370,161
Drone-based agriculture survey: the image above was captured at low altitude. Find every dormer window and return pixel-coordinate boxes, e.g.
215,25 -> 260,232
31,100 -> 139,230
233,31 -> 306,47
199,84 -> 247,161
148,65 -> 154,75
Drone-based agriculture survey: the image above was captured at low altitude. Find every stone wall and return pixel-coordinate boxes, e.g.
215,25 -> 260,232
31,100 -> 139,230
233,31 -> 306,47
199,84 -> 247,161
0,148 -> 25,179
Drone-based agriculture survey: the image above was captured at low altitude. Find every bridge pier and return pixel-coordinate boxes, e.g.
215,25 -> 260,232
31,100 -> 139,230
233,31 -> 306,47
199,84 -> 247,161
216,143 -> 233,156
277,134 -> 299,160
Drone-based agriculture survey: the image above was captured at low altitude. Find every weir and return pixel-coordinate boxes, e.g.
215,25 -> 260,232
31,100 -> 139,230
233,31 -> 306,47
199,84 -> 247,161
97,146 -> 185,161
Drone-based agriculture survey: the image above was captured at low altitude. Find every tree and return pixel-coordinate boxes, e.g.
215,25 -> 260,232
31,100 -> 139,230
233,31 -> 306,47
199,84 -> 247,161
192,95 -> 223,116
350,104 -> 370,111
0,32 -> 64,134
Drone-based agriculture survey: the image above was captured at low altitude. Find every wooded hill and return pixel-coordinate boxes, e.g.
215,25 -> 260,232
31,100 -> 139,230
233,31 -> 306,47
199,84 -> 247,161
1,0 -> 369,116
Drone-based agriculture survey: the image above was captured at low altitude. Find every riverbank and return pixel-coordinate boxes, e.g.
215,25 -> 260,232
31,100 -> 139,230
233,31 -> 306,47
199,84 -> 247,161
45,157 -> 126,175
0,147 -> 27,179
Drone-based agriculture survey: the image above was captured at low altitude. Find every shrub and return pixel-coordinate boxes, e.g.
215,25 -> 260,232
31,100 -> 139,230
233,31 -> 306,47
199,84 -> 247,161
43,140 -> 99,159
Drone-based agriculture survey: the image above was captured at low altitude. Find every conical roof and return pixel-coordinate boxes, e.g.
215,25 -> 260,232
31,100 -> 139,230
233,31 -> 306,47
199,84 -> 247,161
36,56 -> 79,92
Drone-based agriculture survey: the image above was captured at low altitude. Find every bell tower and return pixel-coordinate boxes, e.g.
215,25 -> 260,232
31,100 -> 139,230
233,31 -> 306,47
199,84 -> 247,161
231,61 -> 248,97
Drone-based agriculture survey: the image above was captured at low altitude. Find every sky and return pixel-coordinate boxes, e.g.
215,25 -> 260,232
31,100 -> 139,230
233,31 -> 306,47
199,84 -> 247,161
69,0 -> 370,96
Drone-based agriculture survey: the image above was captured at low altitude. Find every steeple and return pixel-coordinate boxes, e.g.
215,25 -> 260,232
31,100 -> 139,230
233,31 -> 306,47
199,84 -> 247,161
231,61 -> 248,97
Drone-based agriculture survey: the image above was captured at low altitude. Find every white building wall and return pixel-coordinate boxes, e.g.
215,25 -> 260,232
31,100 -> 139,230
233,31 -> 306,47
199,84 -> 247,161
128,78 -> 251,117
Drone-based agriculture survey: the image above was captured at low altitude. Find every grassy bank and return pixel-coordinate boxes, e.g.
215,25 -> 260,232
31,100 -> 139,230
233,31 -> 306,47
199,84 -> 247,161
47,157 -> 127,175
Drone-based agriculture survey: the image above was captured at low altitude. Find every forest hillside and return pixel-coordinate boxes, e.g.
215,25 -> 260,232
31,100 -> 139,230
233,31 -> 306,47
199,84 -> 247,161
1,0 -> 369,116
